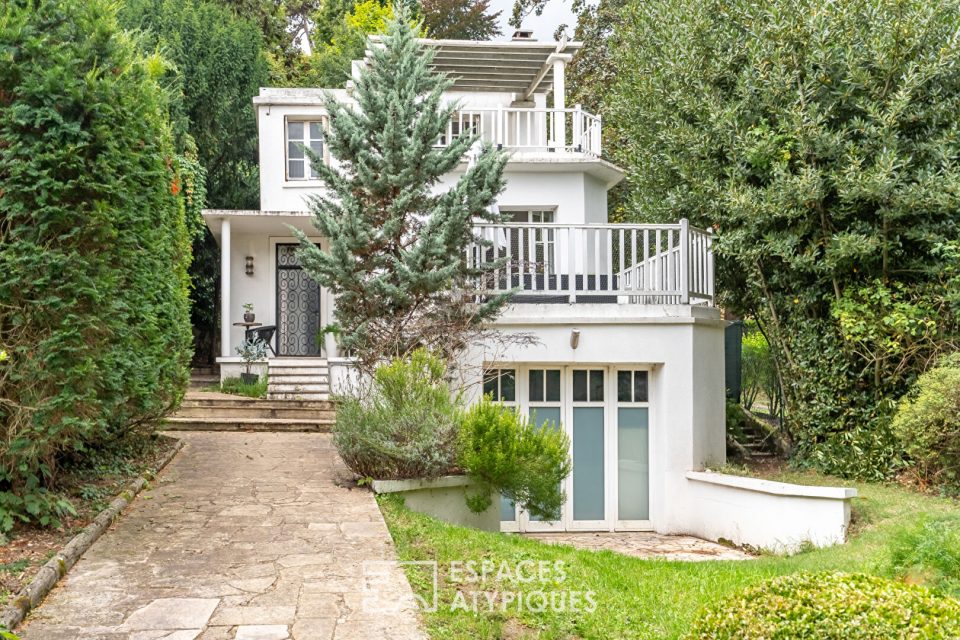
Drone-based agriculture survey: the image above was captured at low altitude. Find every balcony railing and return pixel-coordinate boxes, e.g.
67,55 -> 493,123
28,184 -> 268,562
468,220 -> 714,305
438,106 -> 602,156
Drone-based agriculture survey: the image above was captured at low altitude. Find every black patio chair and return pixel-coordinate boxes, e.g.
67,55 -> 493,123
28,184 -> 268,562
245,325 -> 277,356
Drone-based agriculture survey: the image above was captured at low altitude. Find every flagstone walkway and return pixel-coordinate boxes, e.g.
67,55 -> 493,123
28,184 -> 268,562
18,432 -> 426,640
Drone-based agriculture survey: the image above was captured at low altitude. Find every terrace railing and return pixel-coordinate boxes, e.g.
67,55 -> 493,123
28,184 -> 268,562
468,219 -> 714,305
437,106 -> 602,156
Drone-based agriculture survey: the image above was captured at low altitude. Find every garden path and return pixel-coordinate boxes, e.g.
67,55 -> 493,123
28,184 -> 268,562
18,432 -> 426,640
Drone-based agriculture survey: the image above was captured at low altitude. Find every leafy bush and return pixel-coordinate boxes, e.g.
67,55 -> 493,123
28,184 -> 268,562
687,572 -> 960,639
333,349 -> 461,480
0,0 -> 192,530
888,516 -> 960,596
458,398 -> 572,519
892,354 -> 960,492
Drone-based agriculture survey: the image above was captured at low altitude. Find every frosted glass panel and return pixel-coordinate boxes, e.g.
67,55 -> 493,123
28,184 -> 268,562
618,408 -> 649,520
528,407 -> 563,521
573,407 -> 604,521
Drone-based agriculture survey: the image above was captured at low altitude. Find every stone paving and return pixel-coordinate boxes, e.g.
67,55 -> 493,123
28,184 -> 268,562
524,531 -> 755,561
19,432 -> 426,640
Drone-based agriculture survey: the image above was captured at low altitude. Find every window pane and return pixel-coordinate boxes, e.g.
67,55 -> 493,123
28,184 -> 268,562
501,370 -> 516,402
309,140 -> 323,154
618,407 -> 649,520
482,371 -> 497,398
288,160 -> 304,179
546,370 -> 561,402
618,371 -> 632,403
529,369 -> 544,402
500,495 -> 516,521
288,141 -> 304,159
590,370 -> 604,402
572,370 -> 587,402
573,407 -> 605,521
634,371 -> 649,403
528,407 -> 563,522
287,121 -> 304,140
309,121 -> 323,139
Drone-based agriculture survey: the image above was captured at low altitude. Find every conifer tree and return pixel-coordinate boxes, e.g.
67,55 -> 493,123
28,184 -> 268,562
295,11 -> 509,367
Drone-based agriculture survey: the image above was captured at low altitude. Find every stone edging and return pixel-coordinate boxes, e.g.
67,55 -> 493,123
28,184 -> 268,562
0,437 -> 185,632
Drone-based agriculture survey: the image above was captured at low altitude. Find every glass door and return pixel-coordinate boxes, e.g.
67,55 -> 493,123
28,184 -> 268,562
569,368 -> 608,530
615,369 -> 651,529
522,367 -> 565,532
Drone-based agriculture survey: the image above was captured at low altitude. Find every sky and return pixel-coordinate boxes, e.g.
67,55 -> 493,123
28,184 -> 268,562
485,0 -> 583,41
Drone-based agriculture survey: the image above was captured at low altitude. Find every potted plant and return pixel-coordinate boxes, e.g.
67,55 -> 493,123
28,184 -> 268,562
243,303 -> 255,323
236,337 -> 267,384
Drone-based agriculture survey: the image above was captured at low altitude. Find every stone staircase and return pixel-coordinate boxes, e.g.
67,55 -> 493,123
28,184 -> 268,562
267,358 -> 330,401
166,392 -> 335,432
188,365 -> 220,391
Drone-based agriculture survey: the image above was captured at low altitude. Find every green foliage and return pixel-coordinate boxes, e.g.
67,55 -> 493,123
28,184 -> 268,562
687,572 -> 960,639
419,0 -> 502,40
236,337 -> 269,365
892,354 -> 960,492
741,328 -> 778,415
218,376 -> 269,399
301,0 -> 396,87
888,516 -> 960,596
458,398 -> 571,519
296,11 -> 509,368
333,350 -> 461,479
0,0 -> 192,529
595,0 -> 960,479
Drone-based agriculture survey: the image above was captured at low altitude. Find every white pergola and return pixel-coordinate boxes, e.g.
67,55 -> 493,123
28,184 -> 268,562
361,37 -> 581,108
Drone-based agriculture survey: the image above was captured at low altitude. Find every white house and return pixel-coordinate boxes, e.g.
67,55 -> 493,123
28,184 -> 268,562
203,36 -> 855,551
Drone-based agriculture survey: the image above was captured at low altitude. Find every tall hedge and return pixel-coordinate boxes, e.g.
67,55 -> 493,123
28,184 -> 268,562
0,0 -> 192,523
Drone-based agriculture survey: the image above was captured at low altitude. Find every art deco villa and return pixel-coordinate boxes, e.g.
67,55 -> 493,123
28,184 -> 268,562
203,35 -> 855,552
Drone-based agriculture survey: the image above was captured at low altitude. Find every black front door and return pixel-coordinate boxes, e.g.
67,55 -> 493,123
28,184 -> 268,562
276,244 -> 321,356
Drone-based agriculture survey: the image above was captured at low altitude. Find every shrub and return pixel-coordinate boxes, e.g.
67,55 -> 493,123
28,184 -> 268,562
892,354 -> 960,493
687,572 -> 960,639
888,516 -> 960,596
333,349 -> 460,480
0,0 -> 192,530
458,398 -> 571,519
219,376 -> 268,399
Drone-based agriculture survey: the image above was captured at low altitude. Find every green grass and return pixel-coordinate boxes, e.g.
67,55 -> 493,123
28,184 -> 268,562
379,469 -> 960,639
210,376 -> 268,398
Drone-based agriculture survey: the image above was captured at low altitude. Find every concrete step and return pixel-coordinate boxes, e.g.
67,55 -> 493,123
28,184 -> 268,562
268,367 -> 329,377
181,398 -> 335,410
174,406 -> 337,420
164,417 -> 333,432
268,382 -> 329,391
268,392 -> 331,401
267,375 -> 330,385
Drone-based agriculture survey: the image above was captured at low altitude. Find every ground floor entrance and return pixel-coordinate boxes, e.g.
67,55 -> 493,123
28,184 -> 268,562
484,365 -> 651,532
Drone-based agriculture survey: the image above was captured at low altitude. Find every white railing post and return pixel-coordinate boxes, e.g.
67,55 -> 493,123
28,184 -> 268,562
568,226 -> 577,302
594,114 -> 602,156
495,104 -> 504,149
573,104 -> 583,153
679,218 -> 690,304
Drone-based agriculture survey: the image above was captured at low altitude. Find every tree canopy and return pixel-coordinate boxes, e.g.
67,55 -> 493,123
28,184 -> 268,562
589,0 -> 960,478
295,12 -> 509,368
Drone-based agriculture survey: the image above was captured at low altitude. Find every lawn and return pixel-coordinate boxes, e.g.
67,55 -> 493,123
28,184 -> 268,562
379,469 -> 960,639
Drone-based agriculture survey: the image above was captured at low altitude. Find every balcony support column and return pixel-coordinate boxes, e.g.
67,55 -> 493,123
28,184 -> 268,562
220,216 -> 232,358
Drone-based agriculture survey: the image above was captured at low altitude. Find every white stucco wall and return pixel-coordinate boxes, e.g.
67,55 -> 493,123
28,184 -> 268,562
460,304 -> 728,534
683,472 -> 856,553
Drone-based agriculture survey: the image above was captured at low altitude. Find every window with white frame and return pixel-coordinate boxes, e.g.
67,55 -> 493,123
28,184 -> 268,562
482,368 -> 516,403
286,120 -> 325,180
502,210 -> 556,274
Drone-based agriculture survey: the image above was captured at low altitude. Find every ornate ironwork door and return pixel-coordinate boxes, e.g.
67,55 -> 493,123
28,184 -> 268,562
276,244 -> 322,356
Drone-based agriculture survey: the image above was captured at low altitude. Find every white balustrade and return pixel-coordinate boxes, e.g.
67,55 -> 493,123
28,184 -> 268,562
438,106 -> 602,156
467,220 -> 714,305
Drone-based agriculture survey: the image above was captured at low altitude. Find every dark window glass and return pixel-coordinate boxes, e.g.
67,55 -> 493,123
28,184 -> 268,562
501,370 -> 516,402
546,370 -> 561,402
618,371 -> 632,402
572,370 -> 588,402
634,371 -> 649,403
589,370 -> 604,402
529,369 -> 544,402
482,370 -> 497,398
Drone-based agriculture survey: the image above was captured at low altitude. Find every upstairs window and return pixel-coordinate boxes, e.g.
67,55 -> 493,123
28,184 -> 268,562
287,119 -> 325,180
